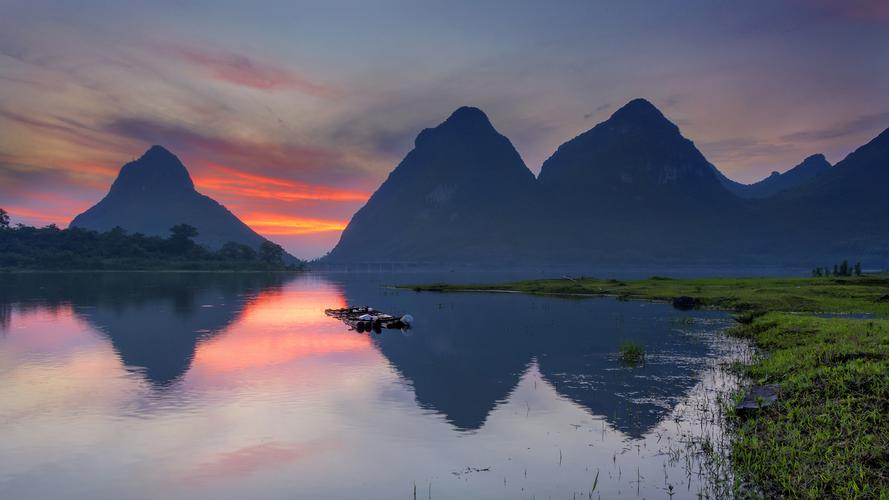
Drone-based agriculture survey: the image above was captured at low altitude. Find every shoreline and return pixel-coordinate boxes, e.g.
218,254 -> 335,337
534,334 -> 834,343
399,276 -> 889,497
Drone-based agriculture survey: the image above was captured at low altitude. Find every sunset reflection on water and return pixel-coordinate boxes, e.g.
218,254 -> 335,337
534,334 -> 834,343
0,272 -> 749,500
190,279 -> 374,377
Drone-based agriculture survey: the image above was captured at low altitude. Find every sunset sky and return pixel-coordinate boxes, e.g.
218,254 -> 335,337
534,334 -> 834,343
2,0 -> 888,258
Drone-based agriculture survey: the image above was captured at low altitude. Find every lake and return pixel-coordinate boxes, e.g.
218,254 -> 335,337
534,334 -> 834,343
0,272 -> 751,499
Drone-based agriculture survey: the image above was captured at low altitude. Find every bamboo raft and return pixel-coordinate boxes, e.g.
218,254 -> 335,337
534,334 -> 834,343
324,306 -> 413,333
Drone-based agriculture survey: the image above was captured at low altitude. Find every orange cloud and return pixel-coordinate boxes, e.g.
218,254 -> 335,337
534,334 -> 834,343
63,161 -> 119,180
3,205 -> 75,226
195,163 -> 370,202
241,213 -> 348,235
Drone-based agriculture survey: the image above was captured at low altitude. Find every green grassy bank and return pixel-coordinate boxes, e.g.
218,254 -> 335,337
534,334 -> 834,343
401,276 -> 889,497
731,313 -> 887,498
403,276 -> 889,316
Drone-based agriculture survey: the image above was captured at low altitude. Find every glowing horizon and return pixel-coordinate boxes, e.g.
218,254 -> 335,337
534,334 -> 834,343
2,0 -> 888,258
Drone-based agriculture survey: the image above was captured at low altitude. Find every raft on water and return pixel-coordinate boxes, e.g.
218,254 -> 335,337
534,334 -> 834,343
324,306 -> 413,333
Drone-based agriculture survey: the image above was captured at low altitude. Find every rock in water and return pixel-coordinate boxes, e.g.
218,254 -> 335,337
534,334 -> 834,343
672,296 -> 699,310
735,384 -> 780,417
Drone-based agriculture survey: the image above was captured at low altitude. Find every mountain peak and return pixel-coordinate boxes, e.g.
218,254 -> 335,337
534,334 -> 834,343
607,98 -> 676,132
617,97 -> 660,113
70,146 -> 296,260
326,106 -> 536,263
415,106 -> 498,147
538,96 -> 717,195
444,106 -> 490,126
143,144 -> 176,159
793,153 -> 831,175
110,145 -> 195,195
722,152 -> 832,198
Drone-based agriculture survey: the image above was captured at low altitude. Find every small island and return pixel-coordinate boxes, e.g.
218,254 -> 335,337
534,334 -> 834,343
402,275 -> 889,498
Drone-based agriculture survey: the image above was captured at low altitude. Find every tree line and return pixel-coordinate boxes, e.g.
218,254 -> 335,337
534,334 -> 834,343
0,208 -> 299,271
811,260 -> 862,277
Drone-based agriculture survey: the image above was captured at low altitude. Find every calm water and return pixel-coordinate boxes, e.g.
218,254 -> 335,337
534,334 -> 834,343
0,272 -> 750,499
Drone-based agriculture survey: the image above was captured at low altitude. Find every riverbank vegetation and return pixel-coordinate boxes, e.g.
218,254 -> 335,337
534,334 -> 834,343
402,275 -> 889,497
730,313 -> 887,498
405,275 -> 889,316
0,213 -> 299,271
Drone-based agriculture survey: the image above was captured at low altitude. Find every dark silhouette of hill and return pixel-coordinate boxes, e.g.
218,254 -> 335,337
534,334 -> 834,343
70,146 -> 297,262
535,98 -> 741,262
781,128 -> 889,204
756,128 -> 889,260
324,107 -> 539,264
717,154 -> 832,199
323,99 -> 889,266
538,99 -> 726,198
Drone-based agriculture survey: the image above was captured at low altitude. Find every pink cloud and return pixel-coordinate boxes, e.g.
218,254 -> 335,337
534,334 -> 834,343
155,44 -> 342,97
806,0 -> 889,22
103,117 -> 346,178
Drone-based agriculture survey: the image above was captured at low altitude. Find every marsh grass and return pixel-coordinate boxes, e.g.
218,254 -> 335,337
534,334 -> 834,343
401,275 -> 889,316
728,313 -> 888,498
619,341 -> 645,365
403,275 -> 889,497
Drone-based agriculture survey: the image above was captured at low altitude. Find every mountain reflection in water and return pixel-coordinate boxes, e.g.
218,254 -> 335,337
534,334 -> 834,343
0,271 -> 744,499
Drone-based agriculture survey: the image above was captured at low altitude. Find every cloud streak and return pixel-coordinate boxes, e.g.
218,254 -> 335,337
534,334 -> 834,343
780,110 -> 889,143
3,0 -> 888,255
240,212 -> 348,236
101,117 -> 371,187
196,164 -> 370,203
156,44 -> 342,97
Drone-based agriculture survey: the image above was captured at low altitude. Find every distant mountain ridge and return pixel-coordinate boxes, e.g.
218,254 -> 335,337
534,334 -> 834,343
71,146 -> 299,262
325,99 -> 889,265
718,154 -> 832,198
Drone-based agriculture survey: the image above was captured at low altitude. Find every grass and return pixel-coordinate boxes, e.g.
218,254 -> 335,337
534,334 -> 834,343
401,275 -> 889,497
403,275 -> 889,316
729,313 -> 888,498
619,340 -> 645,365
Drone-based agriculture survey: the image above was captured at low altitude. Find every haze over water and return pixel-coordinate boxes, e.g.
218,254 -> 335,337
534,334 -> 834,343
0,272 -> 749,499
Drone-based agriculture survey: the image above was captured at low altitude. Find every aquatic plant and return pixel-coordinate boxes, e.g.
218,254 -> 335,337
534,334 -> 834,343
619,341 -> 645,365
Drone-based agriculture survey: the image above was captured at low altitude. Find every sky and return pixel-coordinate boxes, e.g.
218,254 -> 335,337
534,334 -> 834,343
1,0 -> 888,259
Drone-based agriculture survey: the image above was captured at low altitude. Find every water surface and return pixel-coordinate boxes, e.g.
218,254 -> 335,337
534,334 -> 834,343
0,272 -> 748,499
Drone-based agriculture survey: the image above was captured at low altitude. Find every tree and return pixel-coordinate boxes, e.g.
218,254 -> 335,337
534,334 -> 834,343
833,264 -> 839,276
219,242 -> 257,261
258,241 -> 284,265
0,208 -> 9,229
170,224 -> 198,240
839,260 -> 849,277
854,262 -> 862,276
168,224 -> 199,254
